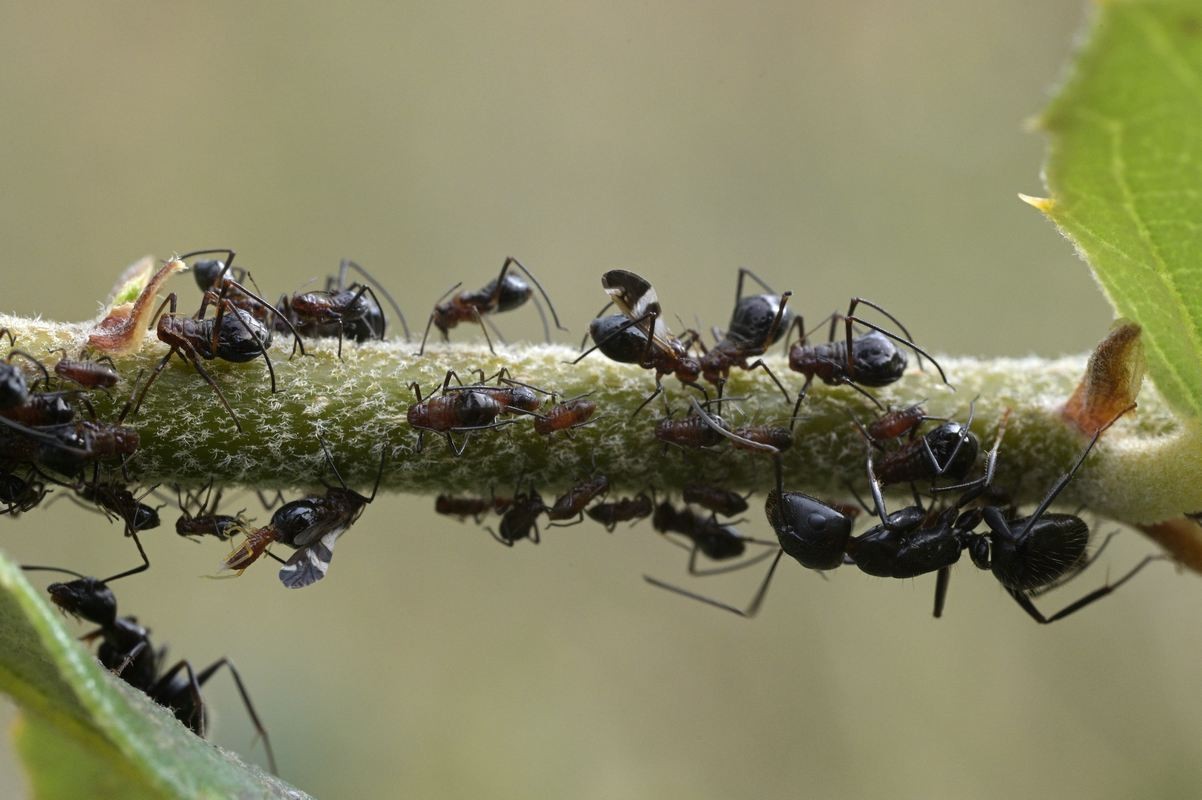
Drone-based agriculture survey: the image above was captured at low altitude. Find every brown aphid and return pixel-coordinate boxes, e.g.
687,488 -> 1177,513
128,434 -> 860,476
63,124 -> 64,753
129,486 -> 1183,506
682,483 -> 750,517
533,396 -> 597,436
547,475 -> 610,526
730,424 -> 792,453
864,403 -> 942,442
655,410 -> 729,450
51,349 -> 120,390
435,493 -> 512,523
585,493 -> 653,532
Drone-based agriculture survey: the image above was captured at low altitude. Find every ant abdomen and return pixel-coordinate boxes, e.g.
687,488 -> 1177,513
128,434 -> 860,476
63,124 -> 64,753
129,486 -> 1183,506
988,512 -> 1090,591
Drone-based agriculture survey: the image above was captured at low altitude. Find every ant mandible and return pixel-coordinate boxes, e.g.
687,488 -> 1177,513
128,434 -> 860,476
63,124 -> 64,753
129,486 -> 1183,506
417,256 -> 567,355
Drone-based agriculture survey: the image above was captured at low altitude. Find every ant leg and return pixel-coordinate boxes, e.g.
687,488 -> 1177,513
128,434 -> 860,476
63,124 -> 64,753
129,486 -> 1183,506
789,376 -> 813,431
225,301 -> 279,393
1008,555 -> 1167,624
687,542 -> 780,577
341,259 -> 411,340
497,256 -> 568,332
485,527 -> 515,547
643,548 -> 784,618
865,449 -> 894,529
101,531 -> 152,583
471,307 -> 497,356
177,340 -> 244,433
416,282 -> 463,356
192,657 -> 278,774
734,267 -> 779,304
630,380 -> 664,419
7,350 -> 52,390
933,567 -> 951,618
742,359 -> 791,403
1014,403 -> 1134,541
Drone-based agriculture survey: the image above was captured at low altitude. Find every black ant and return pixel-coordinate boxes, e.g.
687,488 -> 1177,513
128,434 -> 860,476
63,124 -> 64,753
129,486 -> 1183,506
682,483 -> 752,518
49,348 -> 120,390
222,442 -> 385,588
546,475 -> 610,526
696,269 -> 794,404
175,482 -> 246,541
417,256 -> 567,355
646,399 -> 1164,624
572,270 -> 705,417
23,556 -> 277,773
278,258 -> 412,358
585,492 -> 654,532
486,487 -> 545,546
131,256 -> 307,433
786,297 -> 951,418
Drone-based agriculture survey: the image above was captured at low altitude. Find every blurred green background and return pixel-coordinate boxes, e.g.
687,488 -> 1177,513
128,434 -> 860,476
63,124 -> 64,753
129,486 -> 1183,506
3,2 -> 1201,798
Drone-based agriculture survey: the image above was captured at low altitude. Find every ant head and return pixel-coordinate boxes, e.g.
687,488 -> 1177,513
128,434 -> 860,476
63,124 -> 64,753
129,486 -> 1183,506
48,578 -> 117,626
191,260 -> 228,291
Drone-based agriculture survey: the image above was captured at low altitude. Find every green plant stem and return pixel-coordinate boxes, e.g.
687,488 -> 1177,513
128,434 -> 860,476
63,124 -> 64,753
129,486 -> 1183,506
3,314 -> 1200,528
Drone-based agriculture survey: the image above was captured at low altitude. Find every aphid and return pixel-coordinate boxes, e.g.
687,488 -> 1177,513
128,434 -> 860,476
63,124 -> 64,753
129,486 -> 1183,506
175,482 -> 246,541
417,256 -> 567,355
697,269 -> 794,403
546,475 -> 610,526
572,270 -> 705,416
0,415 -> 140,480
729,423 -> 793,453
682,483 -> 752,518
533,395 -> 598,436
647,399 -> 1164,623
486,488 -> 545,546
278,257 -> 412,358
863,402 -> 945,443
0,388 -> 77,428
442,375 -> 549,416
222,444 -> 385,588
131,269 -> 306,433
50,348 -> 120,390
786,297 -> 950,417
406,371 -> 528,455
25,558 -> 276,773
434,493 -> 512,523
655,405 -> 730,450
585,493 -> 654,532
651,500 -> 779,576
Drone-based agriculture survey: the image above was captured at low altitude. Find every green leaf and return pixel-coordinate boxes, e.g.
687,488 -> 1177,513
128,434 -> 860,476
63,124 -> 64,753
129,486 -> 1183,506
0,550 -> 310,800
1035,0 -> 1202,420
